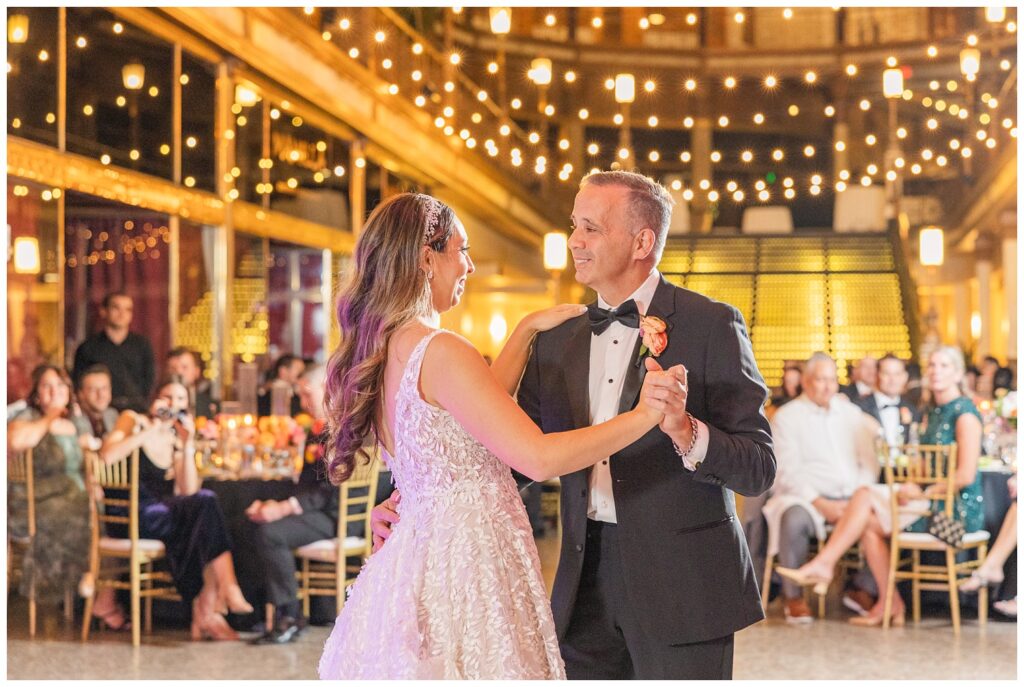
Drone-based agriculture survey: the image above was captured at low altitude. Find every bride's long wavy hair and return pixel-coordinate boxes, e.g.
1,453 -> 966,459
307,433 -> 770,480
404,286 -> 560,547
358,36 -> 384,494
323,193 -> 455,484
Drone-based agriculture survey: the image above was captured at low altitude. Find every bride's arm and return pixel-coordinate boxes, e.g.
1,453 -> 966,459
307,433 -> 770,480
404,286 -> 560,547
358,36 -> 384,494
490,304 -> 586,395
423,332 -> 674,482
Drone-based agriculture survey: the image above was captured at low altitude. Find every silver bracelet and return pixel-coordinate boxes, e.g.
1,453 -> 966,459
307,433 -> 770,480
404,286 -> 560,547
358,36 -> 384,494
671,413 -> 699,459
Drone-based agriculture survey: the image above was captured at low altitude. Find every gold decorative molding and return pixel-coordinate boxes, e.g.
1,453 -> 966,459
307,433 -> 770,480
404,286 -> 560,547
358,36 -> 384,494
8,137 -> 355,253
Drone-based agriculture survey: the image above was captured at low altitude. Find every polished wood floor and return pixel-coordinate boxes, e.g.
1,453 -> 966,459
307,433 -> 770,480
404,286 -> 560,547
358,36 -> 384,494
7,530 -> 1017,680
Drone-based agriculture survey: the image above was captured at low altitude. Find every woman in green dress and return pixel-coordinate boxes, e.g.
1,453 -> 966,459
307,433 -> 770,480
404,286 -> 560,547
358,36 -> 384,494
7,365 -> 92,611
776,346 -> 983,626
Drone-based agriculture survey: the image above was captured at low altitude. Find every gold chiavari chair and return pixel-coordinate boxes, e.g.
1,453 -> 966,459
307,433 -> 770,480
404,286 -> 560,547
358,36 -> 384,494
883,443 -> 990,633
292,449 -> 381,618
81,449 -> 179,647
761,525 -> 863,619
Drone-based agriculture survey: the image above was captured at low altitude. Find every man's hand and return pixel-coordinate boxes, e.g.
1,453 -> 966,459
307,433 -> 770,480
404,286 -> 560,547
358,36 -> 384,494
246,499 -> 293,524
371,489 -> 401,553
642,358 -> 690,439
813,497 -> 848,524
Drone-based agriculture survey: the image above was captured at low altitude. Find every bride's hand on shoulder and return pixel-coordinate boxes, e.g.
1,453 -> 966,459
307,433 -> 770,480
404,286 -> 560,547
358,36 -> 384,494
523,304 -> 587,333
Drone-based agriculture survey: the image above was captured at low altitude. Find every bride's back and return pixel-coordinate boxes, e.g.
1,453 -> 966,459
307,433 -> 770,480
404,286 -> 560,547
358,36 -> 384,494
377,325 -> 521,515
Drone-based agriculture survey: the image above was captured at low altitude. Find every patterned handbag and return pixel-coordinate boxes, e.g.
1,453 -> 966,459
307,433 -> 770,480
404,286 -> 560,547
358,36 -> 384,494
927,509 -> 965,547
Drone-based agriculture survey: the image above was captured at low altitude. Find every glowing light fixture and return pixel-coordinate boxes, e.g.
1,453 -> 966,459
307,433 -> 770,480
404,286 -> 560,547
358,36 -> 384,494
919,227 -> 944,266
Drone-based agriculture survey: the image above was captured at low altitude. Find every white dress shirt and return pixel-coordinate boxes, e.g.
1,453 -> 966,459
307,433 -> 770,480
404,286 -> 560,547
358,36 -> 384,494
760,394 -> 878,556
873,391 -> 904,447
587,270 -> 710,523
769,394 -> 876,504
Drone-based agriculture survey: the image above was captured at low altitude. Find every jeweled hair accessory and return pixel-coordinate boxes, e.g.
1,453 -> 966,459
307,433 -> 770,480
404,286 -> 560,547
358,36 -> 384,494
423,197 -> 442,244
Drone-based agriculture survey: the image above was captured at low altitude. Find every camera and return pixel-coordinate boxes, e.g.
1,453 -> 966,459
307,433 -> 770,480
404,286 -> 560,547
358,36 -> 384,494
155,407 -> 187,422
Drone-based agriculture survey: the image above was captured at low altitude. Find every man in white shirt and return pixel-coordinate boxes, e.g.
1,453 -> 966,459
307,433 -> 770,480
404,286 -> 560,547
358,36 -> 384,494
763,353 -> 879,623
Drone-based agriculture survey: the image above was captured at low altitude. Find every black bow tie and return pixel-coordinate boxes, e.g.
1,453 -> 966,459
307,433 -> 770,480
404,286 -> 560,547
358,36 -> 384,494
587,299 -> 640,335
879,403 -> 900,410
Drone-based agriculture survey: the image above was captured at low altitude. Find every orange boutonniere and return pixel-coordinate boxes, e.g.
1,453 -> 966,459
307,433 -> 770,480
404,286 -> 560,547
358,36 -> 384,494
899,406 -> 912,425
638,314 -> 668,362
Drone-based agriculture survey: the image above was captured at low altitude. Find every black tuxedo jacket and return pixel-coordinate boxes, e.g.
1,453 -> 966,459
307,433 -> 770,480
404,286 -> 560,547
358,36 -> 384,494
517,276 -> 775,646
852,393 -> 921,439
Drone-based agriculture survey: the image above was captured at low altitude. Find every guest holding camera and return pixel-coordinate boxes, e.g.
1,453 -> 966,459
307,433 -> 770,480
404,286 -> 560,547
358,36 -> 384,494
100,379 -> 253,640
166,347 -> 219,420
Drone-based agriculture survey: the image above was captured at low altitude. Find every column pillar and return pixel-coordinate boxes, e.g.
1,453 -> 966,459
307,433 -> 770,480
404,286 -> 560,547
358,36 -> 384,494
1003,238 -> 1017,360
690,117 -> 713,233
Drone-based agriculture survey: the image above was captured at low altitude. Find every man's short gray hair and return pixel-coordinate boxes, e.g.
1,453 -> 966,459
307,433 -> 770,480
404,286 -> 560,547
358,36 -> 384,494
804,352 -> 837,376
580,170 -> 674,262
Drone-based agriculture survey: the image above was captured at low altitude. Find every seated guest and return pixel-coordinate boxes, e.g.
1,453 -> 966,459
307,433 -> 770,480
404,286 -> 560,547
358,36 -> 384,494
101,379 -> 253,640
853,354 -> 921,448
247,364 -> 341,644
256,354 -> 305,417
962,474 -> 1017,618
994,366 -> 1015,394
762,353 -> 880,623
72,291 -> 155,412
7,366 -> 95,618
904,361 -> 924,411
166,347 -> 220,419
73,364 -> 119,445
770,363 -> 803,410
778,346 -> 984,627
840,356 -> 877,401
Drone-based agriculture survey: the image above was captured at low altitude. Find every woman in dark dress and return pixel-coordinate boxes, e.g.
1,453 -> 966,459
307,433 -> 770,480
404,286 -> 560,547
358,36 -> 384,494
100,380 -> 252,640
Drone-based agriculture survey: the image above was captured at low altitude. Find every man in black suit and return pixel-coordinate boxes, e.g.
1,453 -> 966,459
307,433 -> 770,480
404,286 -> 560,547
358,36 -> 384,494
852,354 -> 920,448
373,171 -> 774,679
840,356 -> 877,401
518,171 -> 774,679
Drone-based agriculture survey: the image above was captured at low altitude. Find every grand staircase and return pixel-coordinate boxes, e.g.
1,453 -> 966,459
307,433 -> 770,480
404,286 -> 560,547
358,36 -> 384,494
658,230 -> 919,389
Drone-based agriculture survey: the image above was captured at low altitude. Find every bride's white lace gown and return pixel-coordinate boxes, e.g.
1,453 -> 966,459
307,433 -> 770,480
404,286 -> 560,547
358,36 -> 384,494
318,330 -> 566,679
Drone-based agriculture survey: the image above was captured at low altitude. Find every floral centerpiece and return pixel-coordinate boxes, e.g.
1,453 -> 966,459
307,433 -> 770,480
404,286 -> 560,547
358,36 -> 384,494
195,413 -> 307,479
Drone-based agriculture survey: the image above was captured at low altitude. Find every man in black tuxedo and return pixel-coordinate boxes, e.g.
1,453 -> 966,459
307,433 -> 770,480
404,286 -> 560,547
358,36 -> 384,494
371,171 -> 774,678
852,354 -> 920,448
517,171 -> 774,679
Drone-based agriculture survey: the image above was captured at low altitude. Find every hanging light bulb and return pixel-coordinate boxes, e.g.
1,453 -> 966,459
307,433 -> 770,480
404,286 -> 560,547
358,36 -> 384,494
883,68 -> 904,98
528,58 -> 552,86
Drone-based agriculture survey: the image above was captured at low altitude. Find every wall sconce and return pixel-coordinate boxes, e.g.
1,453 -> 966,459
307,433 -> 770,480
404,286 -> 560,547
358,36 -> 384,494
543,231 -> 568,271
122,63 -> 145,90
489,7 -> 511,35
615,73 -> 636,104
13,236 -> 40,274
882,68 -> 904,98
959,48 -> 981,77
8,14 -> 29,44
919,226 -> 944,266
970,312 -> 982,340
234,82 -> 260,107
528,57 -> 552,86
489,313 -> 508,344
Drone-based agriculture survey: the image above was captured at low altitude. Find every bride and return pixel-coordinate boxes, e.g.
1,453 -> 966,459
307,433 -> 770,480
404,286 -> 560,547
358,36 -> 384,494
317,193 -> 680,679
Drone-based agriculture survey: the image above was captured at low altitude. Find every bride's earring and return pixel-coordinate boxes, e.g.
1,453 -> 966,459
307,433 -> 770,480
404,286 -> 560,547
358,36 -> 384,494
426,270 -> 433,280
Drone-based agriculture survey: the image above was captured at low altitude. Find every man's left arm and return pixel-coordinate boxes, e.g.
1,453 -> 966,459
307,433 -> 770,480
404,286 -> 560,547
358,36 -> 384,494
665,306 -> 775,497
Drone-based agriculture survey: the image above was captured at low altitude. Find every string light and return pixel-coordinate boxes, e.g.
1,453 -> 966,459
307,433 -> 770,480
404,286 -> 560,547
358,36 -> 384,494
718,115 -> 729,127
865,134 -> 877,146
927,45 -> 938,57
804,71 -> 816,84
645,79 -> 656,92
764,75 -> 778,88
724,76 -> 737,89
824,105 -> 835,117
680,151 -> 691,162
804,145 -> 815,157
648,115 -> 659,127
845,64 -> 858,76
578,108 -> 589,120
684,78 -> 697,92
683,117 -> 694,128
753,113 -> 765,125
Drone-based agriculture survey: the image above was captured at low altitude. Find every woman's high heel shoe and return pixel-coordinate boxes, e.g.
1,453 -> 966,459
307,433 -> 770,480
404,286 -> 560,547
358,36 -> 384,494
78,572 -> 95,599
775,567 -> 831,596
190,612 -> 238,641
960,570 -> 1004,593
92,606 -> 131,632
221,585 -> 254,615
848,607 -> 906,627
